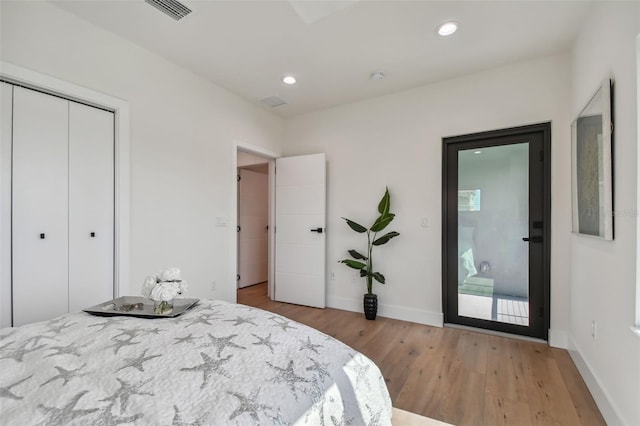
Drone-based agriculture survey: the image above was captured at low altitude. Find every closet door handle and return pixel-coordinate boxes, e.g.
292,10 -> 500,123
310,228 -> 323,233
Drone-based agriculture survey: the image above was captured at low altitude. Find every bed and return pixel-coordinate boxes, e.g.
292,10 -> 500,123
0,299 -> 392,425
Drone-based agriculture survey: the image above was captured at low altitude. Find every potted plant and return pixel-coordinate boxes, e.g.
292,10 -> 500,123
339,187 -> 399,320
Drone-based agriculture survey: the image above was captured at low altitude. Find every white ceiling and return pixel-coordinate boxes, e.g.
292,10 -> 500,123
53,0 -> 592,117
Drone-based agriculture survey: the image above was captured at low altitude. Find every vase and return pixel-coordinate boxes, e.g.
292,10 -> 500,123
363,294 -> 377,320
154,299 -> 174,315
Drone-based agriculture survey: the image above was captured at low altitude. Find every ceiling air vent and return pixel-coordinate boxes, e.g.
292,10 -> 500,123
260,96 -> 287,108
145,0 -> 192,21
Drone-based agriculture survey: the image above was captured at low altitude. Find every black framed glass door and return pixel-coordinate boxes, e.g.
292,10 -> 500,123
442,123 -> 551,339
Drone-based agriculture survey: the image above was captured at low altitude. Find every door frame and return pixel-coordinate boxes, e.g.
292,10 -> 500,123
441,122 -> 551,339
0,62 -> 130,327
231,141 -> 279,302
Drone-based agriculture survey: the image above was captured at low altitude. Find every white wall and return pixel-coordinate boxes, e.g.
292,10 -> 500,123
285,54 -> 573,337
569,3 -> 640,425
0,1 -> 284,303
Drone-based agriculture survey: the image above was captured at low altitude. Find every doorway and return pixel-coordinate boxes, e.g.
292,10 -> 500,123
237,165 -> 269,289
442,123 -> 551,339
232,145 -> 327,307
237,150 -> 272,295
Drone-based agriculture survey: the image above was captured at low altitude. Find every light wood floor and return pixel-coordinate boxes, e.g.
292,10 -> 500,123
238,283 -> 605,426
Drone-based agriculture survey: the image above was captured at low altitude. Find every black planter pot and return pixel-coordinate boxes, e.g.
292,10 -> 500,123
363,294 -> 378,320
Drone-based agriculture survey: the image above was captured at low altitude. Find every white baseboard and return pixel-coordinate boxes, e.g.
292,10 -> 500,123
548,329 -> 568,348
327,296 -> 443,327
568,336 -> 624,426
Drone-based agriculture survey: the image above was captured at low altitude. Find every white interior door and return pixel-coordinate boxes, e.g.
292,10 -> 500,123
68,102 -> 114,313
274,153 -> 326,308
12,87 -> 69,326
238,167 -> 269,288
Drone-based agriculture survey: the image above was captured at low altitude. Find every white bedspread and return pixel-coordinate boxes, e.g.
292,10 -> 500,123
0,300 -> 392,425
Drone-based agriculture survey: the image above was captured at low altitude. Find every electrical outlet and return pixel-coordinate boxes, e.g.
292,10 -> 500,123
211,280 -> 216,292
591,320 -> 597,338
351,273 -> 358,283
330,272 -> 336,281
421,217 -> 429,228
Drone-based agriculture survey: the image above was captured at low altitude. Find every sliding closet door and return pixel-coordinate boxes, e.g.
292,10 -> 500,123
12,87 -> 69,326
68,103 -> 114,313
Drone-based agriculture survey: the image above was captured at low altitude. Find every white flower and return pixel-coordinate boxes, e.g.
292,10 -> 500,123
141,275 -> 157,298
150,282 -> 180,302
142,267 -> 188,300
159,267 -> 182,282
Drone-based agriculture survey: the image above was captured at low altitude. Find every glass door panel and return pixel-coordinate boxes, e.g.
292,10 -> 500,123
457,143 -> 530,326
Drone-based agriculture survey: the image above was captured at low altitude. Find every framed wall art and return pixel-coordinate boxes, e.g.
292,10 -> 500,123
571,79 -> 614,240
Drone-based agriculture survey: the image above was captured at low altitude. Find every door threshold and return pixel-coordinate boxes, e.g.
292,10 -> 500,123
444,322 -> 547,344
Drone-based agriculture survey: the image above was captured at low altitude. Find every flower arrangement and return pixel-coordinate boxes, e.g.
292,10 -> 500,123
142,267 -> 188,314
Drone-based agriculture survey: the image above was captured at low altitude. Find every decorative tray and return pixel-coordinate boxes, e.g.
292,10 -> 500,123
83,296 -> 199,319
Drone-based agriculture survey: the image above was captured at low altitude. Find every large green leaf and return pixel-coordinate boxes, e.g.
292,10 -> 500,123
372,272 -> 386,284
342,218 -> 367,233
370,213 -> 395,232
372,231 -> 400,246
377,187 -> 390,216
339,259 -> 366,270
348,249 -> 368,260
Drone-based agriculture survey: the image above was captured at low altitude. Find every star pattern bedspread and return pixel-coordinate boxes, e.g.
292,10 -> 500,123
0,300 -> 392,425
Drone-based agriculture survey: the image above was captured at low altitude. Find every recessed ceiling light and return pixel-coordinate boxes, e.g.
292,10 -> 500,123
474,150 -> 482,154
437,21 -> 458,37
282,75 -> 297,85
369,71 -> 386,81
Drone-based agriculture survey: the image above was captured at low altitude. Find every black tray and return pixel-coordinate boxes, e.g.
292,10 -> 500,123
83,296 -> 199,319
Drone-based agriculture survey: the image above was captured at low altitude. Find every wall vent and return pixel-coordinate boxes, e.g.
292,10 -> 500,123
145,0 -> 192,21
260,96 -> 287,108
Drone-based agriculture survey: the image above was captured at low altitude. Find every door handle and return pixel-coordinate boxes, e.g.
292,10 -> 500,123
310,228 -> 324,233
522,236 -> 543,243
